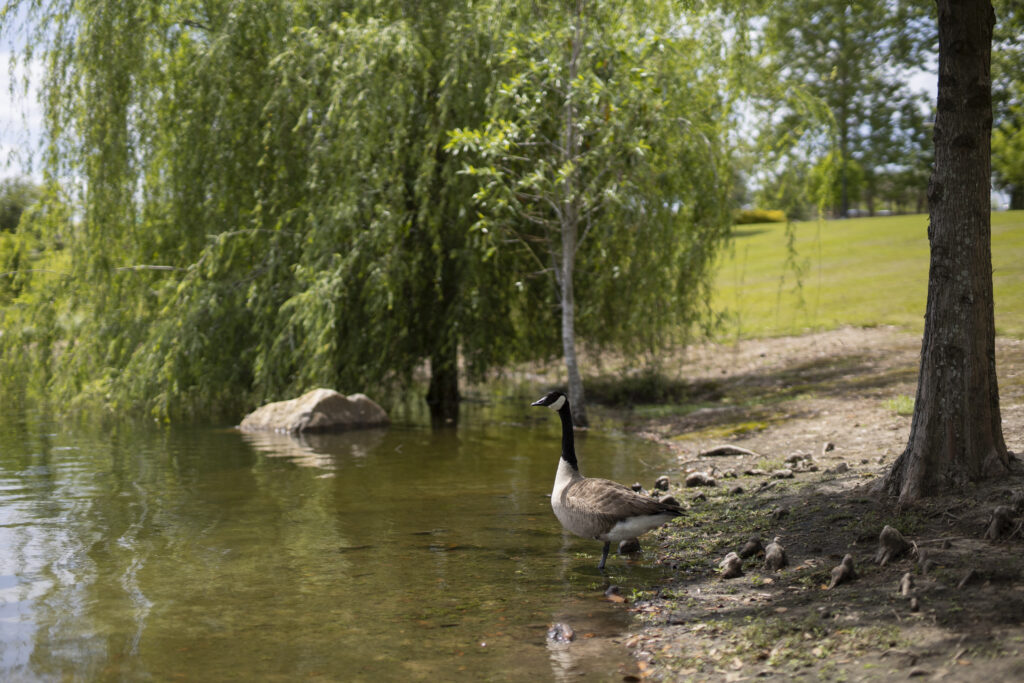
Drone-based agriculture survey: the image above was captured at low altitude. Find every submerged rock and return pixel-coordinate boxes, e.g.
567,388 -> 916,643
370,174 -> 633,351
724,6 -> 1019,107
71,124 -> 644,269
547,622 -> 576,643
239,388 -> 389,434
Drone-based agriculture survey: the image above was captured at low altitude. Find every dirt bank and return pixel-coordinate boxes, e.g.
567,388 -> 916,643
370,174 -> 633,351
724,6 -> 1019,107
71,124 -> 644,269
614,327 -> 1024,682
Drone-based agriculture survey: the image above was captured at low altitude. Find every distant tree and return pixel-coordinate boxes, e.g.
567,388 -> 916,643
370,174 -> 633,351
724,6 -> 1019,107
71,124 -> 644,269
882,0 -> 1011,504
992,1 -> 1024,209
0,177 -> 40,232
448,0 -> 734,426
763,0 -> 933,217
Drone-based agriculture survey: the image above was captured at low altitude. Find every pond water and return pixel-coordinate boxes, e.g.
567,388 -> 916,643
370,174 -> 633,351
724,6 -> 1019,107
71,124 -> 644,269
0,397 -> 676,681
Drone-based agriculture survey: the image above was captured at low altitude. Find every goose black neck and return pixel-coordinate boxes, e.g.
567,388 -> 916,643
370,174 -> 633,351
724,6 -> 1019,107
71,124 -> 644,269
558,402 -> 579,471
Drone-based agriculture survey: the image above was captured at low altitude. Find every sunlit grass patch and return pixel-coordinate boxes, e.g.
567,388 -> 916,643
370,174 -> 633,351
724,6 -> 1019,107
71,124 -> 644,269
883,394 -> 914,415
713,211 -> 1024,339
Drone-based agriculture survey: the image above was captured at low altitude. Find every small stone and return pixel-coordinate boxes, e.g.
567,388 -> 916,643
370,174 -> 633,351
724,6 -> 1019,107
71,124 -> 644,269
729,485 -> 745,495
825,462 -> 849,475
719,552 -> 744,579
685,471 -> 717,487
738,536 -> 765,559
604,585 -> 627,603
692,492 -> 707,502
631,482 -> 643,493
909,597 -> 920,612
618,538 -> 641,555
771,469 -> 794,479
770,506 -> 789,522
658,495 -> 680,507
822,442 -> 835,454
653,475 -> 670,491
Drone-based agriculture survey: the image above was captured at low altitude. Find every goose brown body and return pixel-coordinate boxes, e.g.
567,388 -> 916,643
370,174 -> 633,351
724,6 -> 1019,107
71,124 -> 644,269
533,391 -> 682,569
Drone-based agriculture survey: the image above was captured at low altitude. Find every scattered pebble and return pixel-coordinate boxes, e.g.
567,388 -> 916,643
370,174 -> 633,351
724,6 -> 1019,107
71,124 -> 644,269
685,471 -> 717,487
771,469 -> 795,479
738,536 -> 764,559
654,475 -> 670,491
605,585 -> 627,603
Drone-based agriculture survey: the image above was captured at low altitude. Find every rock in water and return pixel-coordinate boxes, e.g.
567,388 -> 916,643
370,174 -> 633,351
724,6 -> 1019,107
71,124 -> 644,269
547,622 -> 576,643
239,389 -> 389,434
618,538 -> 642,555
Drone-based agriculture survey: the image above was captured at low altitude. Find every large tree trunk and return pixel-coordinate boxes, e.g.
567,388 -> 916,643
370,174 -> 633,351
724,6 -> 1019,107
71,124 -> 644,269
883,0 -> 1010,504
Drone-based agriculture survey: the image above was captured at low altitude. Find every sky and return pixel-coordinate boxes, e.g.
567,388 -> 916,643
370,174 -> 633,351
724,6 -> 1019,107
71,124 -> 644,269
0,49 -> 43,181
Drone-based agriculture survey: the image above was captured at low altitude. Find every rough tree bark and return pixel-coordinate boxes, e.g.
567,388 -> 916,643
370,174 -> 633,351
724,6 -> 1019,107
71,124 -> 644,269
883,0 -> 1011,504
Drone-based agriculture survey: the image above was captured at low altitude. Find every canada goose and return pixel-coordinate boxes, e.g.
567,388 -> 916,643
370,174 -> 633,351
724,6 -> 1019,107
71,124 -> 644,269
531,390 -> 683,570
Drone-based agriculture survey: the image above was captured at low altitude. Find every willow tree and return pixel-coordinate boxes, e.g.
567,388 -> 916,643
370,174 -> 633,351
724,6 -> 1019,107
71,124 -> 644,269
0,0 -> 517,422
448,0 -> 734,426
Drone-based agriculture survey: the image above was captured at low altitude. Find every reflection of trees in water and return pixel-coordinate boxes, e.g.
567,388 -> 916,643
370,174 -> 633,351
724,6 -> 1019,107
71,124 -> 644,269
239,429 -> 387,471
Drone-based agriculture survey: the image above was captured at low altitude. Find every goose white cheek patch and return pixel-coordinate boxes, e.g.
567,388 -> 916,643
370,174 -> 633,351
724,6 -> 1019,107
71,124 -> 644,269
549,395 -> 566,411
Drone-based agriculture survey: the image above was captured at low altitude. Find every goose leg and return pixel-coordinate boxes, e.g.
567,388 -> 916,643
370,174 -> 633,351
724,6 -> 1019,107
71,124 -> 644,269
597,541 -> 611,571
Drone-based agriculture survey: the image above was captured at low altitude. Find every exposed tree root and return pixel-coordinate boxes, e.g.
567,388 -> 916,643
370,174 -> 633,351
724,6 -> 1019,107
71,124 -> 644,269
984,505 -> 1018,541
827,554 -> 857,589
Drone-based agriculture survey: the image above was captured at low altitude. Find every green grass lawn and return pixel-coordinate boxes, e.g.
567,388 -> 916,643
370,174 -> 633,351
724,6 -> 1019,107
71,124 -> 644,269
711,210 -> 1024,339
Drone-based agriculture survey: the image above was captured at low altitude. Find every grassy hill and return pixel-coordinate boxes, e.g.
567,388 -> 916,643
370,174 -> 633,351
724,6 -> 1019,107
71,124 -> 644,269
711,211 -> 1024,339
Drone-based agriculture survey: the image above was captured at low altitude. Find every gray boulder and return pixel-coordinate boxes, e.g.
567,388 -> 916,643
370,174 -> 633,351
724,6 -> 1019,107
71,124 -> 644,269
239,389 -> 389,434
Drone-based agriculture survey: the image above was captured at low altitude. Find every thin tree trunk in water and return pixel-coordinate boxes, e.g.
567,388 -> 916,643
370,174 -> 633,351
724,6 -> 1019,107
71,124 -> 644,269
883,0 -> 1010,504
427,344 -> 459,428
559,0 -> 587,428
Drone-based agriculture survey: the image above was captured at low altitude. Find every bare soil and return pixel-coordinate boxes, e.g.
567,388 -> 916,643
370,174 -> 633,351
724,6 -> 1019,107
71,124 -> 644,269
612,327 -> 1024,682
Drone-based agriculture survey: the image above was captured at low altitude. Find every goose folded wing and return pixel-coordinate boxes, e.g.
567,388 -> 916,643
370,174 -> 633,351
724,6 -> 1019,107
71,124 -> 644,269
566,477 -> 682,520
